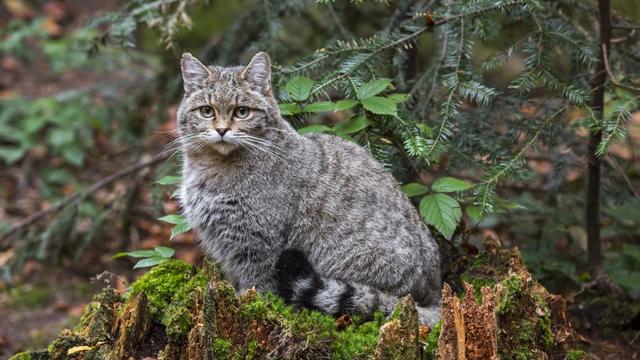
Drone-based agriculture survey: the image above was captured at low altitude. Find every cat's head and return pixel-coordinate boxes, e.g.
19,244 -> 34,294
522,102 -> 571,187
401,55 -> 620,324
176,52 -> 280,157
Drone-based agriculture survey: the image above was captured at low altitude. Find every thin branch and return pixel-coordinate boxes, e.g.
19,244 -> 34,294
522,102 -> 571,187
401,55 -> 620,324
601,44 -> 640,92
1,153 -> 170,244
327,4 -> 352,40
606,155 -> 640,197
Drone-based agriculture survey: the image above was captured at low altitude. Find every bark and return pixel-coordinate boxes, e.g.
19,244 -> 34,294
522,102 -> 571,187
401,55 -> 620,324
586,0 -> 612,273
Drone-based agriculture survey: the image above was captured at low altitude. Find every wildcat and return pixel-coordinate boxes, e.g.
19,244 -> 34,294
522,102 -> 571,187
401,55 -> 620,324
177,51 -> 441,326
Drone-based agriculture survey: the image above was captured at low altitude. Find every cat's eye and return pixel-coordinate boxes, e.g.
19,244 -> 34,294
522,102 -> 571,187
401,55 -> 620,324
199,106 -> 215,118
234,107 -> 251,119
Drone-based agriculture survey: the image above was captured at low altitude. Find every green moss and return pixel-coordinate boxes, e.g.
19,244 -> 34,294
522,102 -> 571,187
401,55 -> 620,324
538,313 -> 554,350
496,276 -> 525,315
8,351 -> 49,360
462,275 -> 497,303
9,352 -> 31,360
424,321 -> 441,360
245,339 -> 261,360
332,312 -> 384,360
47,330 -> 90,359
130,259 -> 193,320
567,349 -> 586,360
162,269 -> 208,340
211,338 -> 232,358
75,288 -> 121,341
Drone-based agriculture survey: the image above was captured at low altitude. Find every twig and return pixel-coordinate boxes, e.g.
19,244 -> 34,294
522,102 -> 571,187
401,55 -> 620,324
612,24 -> 640,30
328,3 -> 352,40
0,153 -> 169,244
606,155 -> 640,197
601,44 -> 640,92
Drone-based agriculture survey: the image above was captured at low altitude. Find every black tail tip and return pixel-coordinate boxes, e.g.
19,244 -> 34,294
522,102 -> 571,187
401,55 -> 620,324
275,249 -> 315,301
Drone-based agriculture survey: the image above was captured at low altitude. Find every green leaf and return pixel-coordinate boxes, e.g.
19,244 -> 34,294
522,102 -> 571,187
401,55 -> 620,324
159,214 -> 187,225
357,79 -> 391,100
401,183 -> 429,197
419,194 -> 462,239
133,257 -> 167,269
297,124 -> 334,135
285,76 -> 314,102
333,116 -> 371,134
154,246 -> 176,258
279,103 -> 301,115
155,175 -> 182,185
170,222 -> 192,239
61,146 -> 85,167
466,206 -> 483,221
361,97 -> 397,116
0,147 -> 27,164
334,99 -> 359,111
303,101 -> 335,113
48,128 -> 74,146
113,249 -> 158,259
431,177 -> 473,193
388,93 -> 410,103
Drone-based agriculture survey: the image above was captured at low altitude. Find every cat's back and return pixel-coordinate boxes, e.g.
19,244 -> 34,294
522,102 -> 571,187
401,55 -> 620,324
297,132 -> 427,238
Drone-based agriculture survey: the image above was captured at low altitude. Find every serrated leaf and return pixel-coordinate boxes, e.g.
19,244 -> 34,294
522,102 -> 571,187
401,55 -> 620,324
154,246 -> 176,258
170,222 -> 192,239
333,116 -> 371,134
388,93 -> 410,103
361,96 -> 397,116
285,76 -> 314,101
133,257 -> 167,269
279,103 -> 301,115
432,177 -> 473,193
297,124 -> 334,135
303,101 -> 335,113
156,175 -> 182,185
335,99 -> 359,111
357,79 -> 391,100
419,194 -> 462,239
159,214 -> 187,225
401,183 -> 429,197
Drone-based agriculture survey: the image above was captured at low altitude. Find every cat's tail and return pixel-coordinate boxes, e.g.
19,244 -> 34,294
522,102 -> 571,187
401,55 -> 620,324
274,249 -> 440,327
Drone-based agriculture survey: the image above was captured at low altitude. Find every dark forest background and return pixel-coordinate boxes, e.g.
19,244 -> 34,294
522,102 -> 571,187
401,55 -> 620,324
0,0 -> 639,358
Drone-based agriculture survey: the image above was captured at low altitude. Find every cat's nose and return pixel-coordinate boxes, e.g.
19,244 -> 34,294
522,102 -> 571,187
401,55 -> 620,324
215,128 -> 230,136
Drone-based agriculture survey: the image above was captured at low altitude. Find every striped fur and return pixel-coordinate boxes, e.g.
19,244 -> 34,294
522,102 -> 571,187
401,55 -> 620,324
275,249 -> 438,323
177,53 -> 441,327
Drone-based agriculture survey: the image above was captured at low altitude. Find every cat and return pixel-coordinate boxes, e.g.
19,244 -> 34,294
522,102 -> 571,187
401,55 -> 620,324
177,51 -> 441,326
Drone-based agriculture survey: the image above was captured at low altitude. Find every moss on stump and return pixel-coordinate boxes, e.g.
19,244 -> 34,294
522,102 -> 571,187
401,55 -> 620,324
11,240 -> 585,359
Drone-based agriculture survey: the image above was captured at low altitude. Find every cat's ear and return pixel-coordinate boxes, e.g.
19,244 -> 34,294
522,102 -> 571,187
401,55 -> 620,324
181,53 -> 212,93
241,52 -> 271,93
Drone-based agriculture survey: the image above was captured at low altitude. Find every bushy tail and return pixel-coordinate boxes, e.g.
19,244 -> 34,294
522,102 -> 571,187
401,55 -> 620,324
274,249 -> 439,327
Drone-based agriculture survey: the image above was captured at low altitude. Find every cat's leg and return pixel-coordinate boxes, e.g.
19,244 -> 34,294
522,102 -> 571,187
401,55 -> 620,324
274,248 -> 440,327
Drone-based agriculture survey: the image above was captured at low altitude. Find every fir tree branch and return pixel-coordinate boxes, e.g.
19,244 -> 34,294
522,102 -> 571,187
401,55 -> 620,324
477,107 -> 567,214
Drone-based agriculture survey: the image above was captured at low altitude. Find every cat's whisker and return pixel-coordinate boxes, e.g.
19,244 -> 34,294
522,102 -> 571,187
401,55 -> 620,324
238,139 -> 287,161
238,140 -> 288,161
